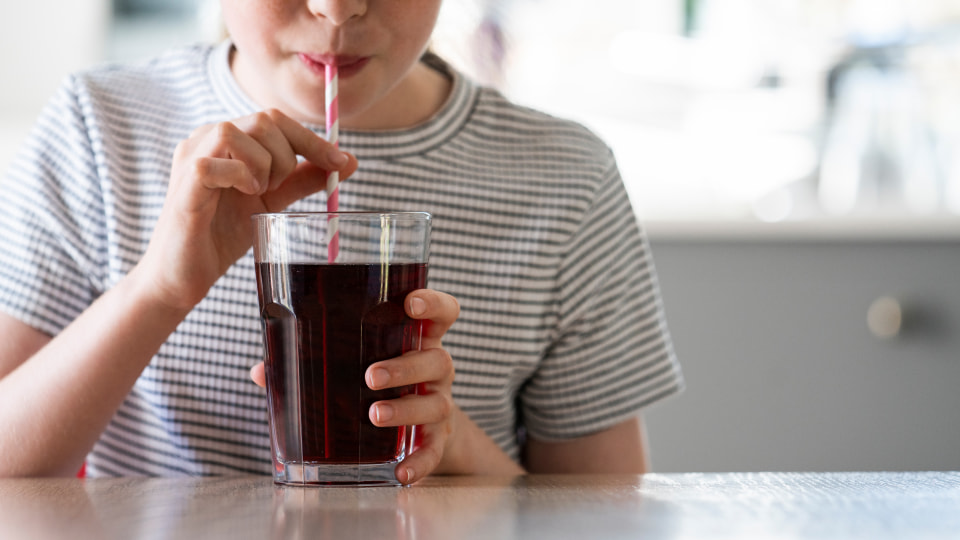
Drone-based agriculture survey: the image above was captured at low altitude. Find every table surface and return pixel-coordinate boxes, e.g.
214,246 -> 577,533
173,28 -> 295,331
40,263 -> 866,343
1,472 -> 958,539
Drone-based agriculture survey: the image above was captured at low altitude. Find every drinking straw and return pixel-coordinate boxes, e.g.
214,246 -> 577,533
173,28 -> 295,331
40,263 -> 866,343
325,63 -> 340,263
323,64 -> 338,462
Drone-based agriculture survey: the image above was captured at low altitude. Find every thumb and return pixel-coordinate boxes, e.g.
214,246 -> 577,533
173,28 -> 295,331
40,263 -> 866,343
263,154 -> 358,212
250,362 -> 266,388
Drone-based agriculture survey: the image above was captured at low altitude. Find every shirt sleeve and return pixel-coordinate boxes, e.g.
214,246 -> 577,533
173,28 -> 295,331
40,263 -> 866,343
0,74 -> 108,335
520,154 -> 683,441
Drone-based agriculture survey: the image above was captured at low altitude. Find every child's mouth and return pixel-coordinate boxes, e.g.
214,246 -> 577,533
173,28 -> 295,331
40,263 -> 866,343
299,54 -> 370,79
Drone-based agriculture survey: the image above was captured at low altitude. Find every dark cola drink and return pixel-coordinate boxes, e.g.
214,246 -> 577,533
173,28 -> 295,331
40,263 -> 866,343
257,262 -> 427,475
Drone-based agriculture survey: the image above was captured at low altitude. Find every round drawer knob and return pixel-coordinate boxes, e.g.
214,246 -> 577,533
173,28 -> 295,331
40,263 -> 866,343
867,296 -> 902,339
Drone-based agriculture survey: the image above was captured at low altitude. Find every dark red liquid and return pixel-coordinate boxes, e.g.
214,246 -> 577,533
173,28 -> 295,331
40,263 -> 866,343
256,262 -> 427,464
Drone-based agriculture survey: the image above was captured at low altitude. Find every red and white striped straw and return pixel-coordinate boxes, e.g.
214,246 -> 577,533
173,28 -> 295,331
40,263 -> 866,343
325,64 -> 340,262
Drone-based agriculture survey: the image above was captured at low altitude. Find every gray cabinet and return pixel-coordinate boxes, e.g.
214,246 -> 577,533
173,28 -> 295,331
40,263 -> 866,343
643,230 -> 960,472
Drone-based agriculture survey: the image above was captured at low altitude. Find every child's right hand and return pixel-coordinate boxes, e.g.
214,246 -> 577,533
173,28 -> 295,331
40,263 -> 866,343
136,109 -> 356,312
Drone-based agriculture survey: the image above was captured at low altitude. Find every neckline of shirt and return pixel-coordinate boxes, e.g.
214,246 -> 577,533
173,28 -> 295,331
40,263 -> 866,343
206,40 -> 477,159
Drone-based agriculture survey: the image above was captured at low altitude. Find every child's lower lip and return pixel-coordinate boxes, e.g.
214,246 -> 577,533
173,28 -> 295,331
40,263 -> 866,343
299,54 -> 370,79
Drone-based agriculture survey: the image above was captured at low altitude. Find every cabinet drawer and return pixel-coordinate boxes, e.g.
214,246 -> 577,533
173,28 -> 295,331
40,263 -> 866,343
644,238 -> 960,472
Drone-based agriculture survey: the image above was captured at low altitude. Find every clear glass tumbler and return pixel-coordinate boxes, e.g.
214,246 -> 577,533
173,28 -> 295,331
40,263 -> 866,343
252,212 -> 431,486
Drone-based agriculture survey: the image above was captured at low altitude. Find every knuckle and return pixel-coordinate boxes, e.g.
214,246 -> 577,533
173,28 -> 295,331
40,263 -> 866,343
424,445 -> 443,466
173,139 -> 191,161
192,156 -> 216,178
410,441 -> 442,468
437,348 -> 454,375
257,154 -> 274,182
207,123 -> 239,155
273,160 -> 295,182
448,294 -> 461,317
436,393 -> 453,418
269,150 -> 295,177
247,112 -> 273,138
265,108 -> 286,122
213,121 -> 238,140
393,359 -> 415,382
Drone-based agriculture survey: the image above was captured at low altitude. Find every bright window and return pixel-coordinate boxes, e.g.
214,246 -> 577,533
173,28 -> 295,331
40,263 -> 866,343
433,0 -> 960,222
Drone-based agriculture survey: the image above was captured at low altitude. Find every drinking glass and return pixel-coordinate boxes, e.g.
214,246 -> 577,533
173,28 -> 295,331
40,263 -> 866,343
252,212 -> 431,486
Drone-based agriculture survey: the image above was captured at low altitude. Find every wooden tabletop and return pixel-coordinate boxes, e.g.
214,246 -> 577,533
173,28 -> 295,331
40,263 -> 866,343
1,472 -> 958,539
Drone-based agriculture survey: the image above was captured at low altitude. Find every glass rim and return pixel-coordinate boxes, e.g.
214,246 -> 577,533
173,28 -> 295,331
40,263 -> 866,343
252,211 -> 431,221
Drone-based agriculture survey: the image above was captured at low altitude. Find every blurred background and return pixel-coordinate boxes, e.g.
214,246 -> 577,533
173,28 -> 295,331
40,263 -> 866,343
435,0 -> 960,224
2,0 -> 959,473
4,0 -> 960,224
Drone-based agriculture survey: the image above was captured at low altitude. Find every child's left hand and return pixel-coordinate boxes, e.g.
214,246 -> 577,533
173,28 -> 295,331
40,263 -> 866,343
249,288 -> 459,484
364,288 -> 459,484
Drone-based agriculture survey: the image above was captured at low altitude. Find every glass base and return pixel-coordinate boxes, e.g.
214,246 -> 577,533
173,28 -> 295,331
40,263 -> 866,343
274,461 -> 403,487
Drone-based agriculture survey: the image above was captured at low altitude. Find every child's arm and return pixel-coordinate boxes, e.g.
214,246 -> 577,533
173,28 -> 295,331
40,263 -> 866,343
434,406 -> 527,477
0,272 -> 197,477
523,417 -> 650,474
437,409 -> 649,476
0,109 -> 355,478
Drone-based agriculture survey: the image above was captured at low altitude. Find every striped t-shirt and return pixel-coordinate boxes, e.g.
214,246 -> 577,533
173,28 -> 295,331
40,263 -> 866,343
0,41 -> 682,476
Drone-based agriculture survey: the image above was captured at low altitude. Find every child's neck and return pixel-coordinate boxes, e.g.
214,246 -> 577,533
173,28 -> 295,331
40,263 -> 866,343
345,61 -> 452,131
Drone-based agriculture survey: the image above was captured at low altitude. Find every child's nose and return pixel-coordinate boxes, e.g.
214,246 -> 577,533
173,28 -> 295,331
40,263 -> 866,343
307,0 -> 368,26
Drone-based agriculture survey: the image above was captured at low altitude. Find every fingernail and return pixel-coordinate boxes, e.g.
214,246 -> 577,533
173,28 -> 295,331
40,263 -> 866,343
409,297 -> 427,317
369,367 -> 390,389
329,150 -> 348,166
374,403 -> 394,423
400,466 -> 413,484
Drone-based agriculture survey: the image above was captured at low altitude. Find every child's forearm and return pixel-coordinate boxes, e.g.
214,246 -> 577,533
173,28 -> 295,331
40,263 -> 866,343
435,406 -> 526,476
0,264 -> 192,477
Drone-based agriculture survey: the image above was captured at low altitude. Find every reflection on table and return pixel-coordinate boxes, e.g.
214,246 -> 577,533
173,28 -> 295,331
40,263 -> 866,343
1,472 -> 958,539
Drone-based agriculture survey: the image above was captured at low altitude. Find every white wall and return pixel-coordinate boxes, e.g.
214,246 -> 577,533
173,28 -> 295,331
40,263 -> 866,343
0,1 -> 111,170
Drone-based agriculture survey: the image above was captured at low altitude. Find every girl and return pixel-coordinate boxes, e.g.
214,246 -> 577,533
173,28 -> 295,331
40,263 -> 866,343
0,0 -> 682,482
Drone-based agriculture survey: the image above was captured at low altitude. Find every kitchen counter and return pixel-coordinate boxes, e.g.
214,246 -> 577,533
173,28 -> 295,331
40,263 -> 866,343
2,472 -> 958,539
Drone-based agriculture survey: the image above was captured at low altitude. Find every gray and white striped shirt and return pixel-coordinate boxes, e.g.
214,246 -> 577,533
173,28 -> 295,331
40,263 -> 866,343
0,41 -> 682,476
